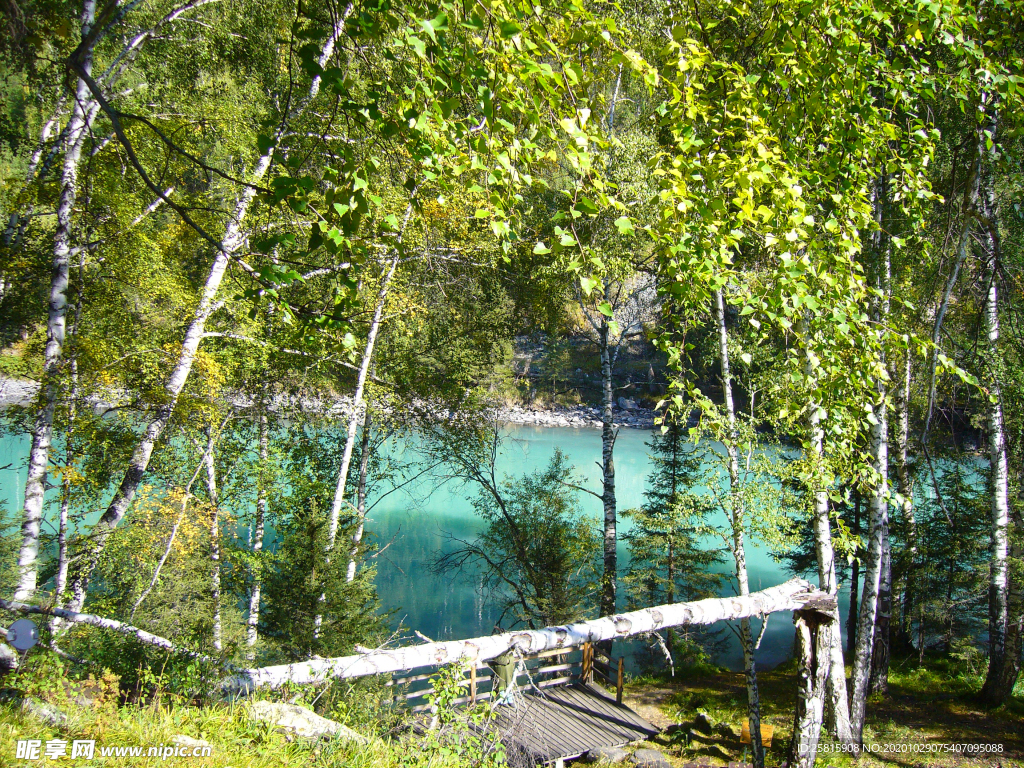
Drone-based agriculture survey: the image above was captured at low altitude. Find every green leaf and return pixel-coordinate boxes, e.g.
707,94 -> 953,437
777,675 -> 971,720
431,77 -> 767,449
533,242 -> 552,255
597,301 -> 614,318
614,216 -> 634,236
256,133 -> 276,155
499,21 -> 522,37
580,276 -> 598,296
408,34 -> 426,58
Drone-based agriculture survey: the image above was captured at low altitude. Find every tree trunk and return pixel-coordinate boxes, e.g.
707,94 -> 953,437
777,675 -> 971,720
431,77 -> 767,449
850,196 -> 890,742
803,340 -> 855,745
204,432 -> 222,653
894,347 -> 916,649
14,0 -> 96,602
870,536 -> 891,694
790,609 -> 830,768
226,578 -> 835,691
347,407 -> 373,583
979,176 -> 1013,704
846,493 -> 860,660
599,285 -> 618,623
62,21 -> 350,614
52,267 -> 83,623
715,289 -> 763,768
317,247 -> 402,635
247,398 -> 268,660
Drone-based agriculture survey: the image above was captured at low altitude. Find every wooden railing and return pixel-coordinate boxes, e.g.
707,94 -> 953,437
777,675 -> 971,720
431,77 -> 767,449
388,642 -> 624,712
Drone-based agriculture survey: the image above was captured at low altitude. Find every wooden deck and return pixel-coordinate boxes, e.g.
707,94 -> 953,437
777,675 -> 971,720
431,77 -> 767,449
391,643 -> 660,765
491,682 -> 659,765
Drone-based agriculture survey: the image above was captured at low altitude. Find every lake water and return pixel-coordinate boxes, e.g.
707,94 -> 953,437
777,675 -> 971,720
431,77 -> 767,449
0,422 -> 851,672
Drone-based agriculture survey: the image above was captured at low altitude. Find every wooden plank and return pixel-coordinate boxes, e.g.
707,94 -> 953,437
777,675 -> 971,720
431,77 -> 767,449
533,675 -> 574,688
483,683 -> 659,762
616,658 -> 624,705
531,662 -> 577,676
389,661 -> 490,687
528,647 -> 579,661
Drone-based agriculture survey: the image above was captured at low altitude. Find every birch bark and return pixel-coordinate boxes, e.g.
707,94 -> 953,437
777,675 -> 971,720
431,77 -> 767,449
62,18 -> 349,613
346,407 -> 373,583
850,185 -> 890,743
978,187 -> 1012,703
789,610 -> 830,768
247,398 -> 269,660
870,537 -> 891,693
326,249 -> 402,552
715,289 -> 763,768
599,283 -> 618,621
802,331 -> 854,746
14,0 -> 96,602
204,434 -> 222,653
894,347 -> 917,646
225,578 -> 835,691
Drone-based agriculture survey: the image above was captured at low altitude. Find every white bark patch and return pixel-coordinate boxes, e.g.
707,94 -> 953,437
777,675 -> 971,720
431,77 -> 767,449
224,578 -> 830,692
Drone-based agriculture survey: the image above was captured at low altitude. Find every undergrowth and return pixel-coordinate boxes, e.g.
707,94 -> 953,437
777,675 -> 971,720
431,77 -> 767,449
0,652 -> 506,767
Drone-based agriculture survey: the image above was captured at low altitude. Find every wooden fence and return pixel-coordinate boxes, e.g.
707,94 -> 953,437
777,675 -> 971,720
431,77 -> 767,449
388,642 -> 625,712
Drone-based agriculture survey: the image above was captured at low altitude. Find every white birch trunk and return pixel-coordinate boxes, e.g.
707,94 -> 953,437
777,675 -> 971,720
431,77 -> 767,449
894,347 -> 916,643
870,536 -> 891,693
326,254 -> 399,548
3,97 -> 66,247
850,190 -> 890,742
979,212 -> 1010,702
225,578 -> 834,692
14,0 -> 97,602
52,276 -> 83,622
316,250 -> 401,636
715,289 -> 763,768
802,332 -> 854,745
316,191 -> 414,630
247,400 -> 268,660
204,435 -> 222,653
63,20 -> 349,614
0,598 -> 209,660
599,282 -> 617,620
346,407 -> 373,582
789,609 -> 830,768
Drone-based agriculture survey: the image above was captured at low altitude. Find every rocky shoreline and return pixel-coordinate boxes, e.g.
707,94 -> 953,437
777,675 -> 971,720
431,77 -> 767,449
494,402 -> 656,430
0,377 -> 657,430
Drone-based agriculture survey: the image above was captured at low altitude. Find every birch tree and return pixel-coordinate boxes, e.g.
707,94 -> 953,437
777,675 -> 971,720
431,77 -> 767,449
60,8 -> 354,614
12,0 -> 226,604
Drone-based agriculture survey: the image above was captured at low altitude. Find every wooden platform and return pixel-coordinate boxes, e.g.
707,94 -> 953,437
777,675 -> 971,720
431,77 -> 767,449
491,682 -> 659,765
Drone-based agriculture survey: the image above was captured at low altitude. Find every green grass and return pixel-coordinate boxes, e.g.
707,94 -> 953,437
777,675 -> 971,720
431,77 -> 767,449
0,695 -> 495,767
621,655 -> 1024,768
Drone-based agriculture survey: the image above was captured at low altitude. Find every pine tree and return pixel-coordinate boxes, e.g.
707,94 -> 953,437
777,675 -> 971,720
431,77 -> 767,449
622,418 -> 723,657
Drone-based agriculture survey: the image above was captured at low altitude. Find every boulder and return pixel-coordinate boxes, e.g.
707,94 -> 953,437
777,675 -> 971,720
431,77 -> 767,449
21,697 -> 68,727
248,701 -> 368,743
172,735 -> 212,749
586,745 -> 630,763
630,748 -> 672,768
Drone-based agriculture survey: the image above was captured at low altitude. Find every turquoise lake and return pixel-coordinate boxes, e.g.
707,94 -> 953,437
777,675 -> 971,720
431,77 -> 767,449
0,422 -> 852,672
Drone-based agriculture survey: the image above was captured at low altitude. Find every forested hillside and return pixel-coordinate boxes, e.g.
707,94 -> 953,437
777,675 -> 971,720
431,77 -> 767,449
0,0 -> 1021,766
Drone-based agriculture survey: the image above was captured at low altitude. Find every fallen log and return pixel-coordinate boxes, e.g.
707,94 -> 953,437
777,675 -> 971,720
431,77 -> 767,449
224,577 -> 835,692
0,598 -> 209,661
